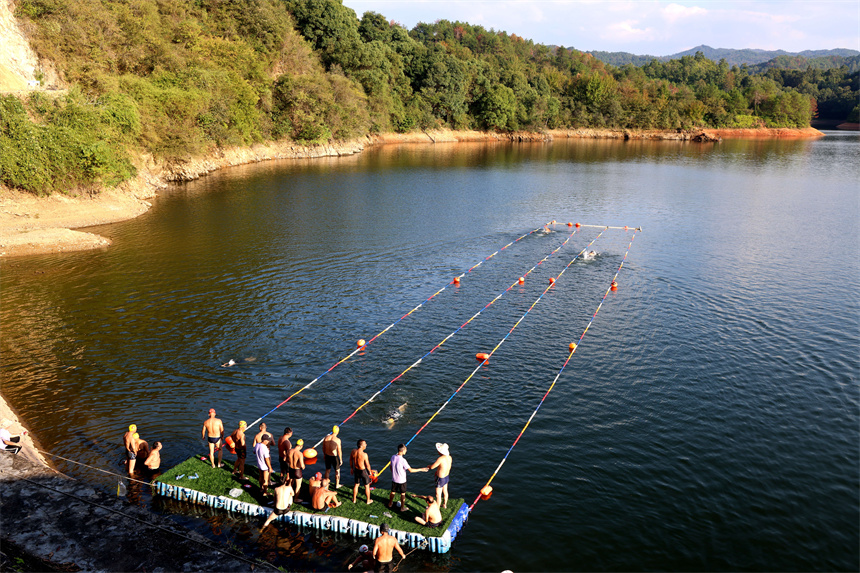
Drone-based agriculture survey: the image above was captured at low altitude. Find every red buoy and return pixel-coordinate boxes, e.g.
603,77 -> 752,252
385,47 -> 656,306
567,222 -> 573,227
476,353 -> 490,361
624,226 -> 628,230
549,277 -> 555,284
518,277 -> 524,284
575,222 -> 581,228
453,277 -> 460,284
611,281 -> 618,291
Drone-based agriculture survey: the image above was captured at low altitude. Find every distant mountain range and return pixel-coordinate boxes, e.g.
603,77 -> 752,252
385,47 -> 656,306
588,45 -> 860,69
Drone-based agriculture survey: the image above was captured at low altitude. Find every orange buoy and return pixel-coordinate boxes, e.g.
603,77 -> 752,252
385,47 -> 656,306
567,222 -> 573,227
611,281 -> 618,291
518,277 -> 524,284
624,225 -> 628,230
454,276 -> 460,284
303,448 -> 318,465
357,339 -> 366,348
551,220 -> 557,224
370,470 -> 379,484
575,222 -> 581,228
476,353 -> 489,361
549,277 -> 555,284
569,342 -> 577,352
480,485 -> 493,499
224,435 -> 236,454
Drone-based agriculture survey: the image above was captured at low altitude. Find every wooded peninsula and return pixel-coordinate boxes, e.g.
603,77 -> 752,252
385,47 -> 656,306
2,0 -> 858,196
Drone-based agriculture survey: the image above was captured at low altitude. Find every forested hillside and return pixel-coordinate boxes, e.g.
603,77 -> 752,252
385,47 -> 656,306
0,0 -> 851,195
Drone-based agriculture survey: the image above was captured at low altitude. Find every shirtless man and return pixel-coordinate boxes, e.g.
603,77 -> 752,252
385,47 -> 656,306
253,422 -> 272,447
123,425 -> 138,475
350,439 -> 373,505
411,493 -> 443,528
372,523 -> 405,573
137,438 -> 151,463
230,421 -> 247,479
277,427 -> 293,480
287,439 -> 306,498
429,442 -> 452,508
144,442 -> 162,471
261,475 -> 295,530
312,478 -> 342,510
322,425 -> 343,489
202,408 -> 224,468
308,472 -> 322,499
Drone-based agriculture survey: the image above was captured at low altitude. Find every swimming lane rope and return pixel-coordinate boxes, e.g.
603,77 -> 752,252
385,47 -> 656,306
247,223 -> 551,430
312,225 -> 585,449
373,228 -> 611,477
468,230 -> 639,512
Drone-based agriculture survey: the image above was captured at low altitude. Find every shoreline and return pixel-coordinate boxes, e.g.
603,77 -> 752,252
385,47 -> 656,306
0,126 -> 823,259
0,391 -> 52,471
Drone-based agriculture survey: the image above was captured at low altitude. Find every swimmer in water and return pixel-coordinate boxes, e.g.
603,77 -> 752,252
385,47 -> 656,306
383,404 -> 407,428
583,250 -> 597,260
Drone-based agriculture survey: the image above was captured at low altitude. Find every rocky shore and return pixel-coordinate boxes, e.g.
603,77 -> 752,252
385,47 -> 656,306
0,126 -> 823,259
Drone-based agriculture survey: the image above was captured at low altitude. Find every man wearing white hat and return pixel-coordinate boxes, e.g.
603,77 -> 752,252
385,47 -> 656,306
428,443 -> 452,508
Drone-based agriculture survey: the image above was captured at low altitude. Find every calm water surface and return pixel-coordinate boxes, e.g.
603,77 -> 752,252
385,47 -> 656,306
2,133 -> 858,572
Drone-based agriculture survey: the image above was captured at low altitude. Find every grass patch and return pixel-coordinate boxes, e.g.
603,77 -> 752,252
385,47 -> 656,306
156,456 -> 464,536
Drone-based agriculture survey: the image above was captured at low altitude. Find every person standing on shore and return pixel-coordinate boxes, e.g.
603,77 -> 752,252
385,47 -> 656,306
323,425 -> 343,489
350,439 -> 373,505
230,421 -> 247,479
287,438 -> 306,498
201,408 -> 224,468
277,427 -> 293,481
388,444 -> 427,511
255,436 -> 274,496
429,443 -> 452,508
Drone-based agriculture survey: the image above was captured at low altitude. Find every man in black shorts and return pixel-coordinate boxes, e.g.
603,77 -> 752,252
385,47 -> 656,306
322,425 -> 343,489
261,475 -> 295,530
387,444 -> 427,511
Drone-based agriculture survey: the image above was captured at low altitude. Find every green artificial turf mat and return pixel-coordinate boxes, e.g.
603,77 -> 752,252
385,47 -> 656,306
156,456 -> 464,536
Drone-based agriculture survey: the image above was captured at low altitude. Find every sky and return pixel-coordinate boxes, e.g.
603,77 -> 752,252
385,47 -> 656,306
341,0 -> 860,56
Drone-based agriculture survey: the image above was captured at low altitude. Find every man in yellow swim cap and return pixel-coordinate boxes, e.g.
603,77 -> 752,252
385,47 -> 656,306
323,425 -> 343,489
123,424 -> 138,475
230,420 -> 248,479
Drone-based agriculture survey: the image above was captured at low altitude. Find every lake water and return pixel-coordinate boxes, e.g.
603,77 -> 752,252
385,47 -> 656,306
1,133 -> 858,572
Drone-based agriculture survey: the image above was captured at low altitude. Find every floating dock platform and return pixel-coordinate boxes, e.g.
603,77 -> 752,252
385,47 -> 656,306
153,457 -> 468,554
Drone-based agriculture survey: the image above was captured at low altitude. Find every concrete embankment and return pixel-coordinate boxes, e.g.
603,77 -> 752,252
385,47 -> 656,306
0,126 -> 824,259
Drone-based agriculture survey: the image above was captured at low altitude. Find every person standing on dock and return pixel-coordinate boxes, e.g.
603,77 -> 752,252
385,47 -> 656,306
350,439 -> 374,505
287,438 -> 306,498
373,523 -> 405,573
255,435 -> 274,495
277,427 -> 293,481
429,443 -> 452,508
261,474 -> 294,530
123,424 -> 138,475
230,421 -> 247,479
202,408 -> 224,468
388,444 -> 427,512
323,425 -> 343,489
253,422 -> 272,446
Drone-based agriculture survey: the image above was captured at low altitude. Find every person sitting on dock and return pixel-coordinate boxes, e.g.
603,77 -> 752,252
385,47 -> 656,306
429,442 -> 452,508
144,441 -> 162,471
288,438 -> 306,498
312,478 -> 342,510
373,523 -> 405,573
255,435 -> 274,496
308,472 -> 322,499
350,439 -> 373,505
261,474 -> 295,530
323,425 -> 343,489
277,427 -> 293,481
230,421 -> 247,479
202,408 -> 224,468
388,444 -> 428,512
123,424 -> 138,475
411,493 -> 443,528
